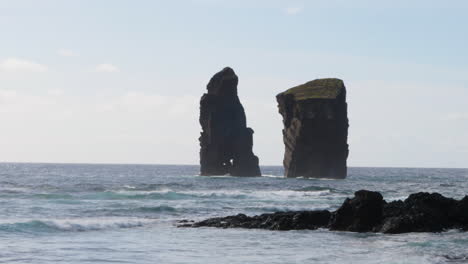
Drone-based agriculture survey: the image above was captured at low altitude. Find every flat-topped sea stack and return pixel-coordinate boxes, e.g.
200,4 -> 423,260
199,67 -> 261,176
276,78 -> 349,179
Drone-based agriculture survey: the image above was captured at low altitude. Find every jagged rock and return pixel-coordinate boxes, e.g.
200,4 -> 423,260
182,210 -> 331,231
180,190 -> 468,234
276,78 -> 349,178
456,196 -> 468,230
199,67 -> 261,176
379,192 -> 459,233
329,190 -> 384,232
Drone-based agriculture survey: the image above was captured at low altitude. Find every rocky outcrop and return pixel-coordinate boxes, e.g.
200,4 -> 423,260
199,67 -> 261,176
180,190 -> 468,234
276,79 -> 349,178
329,190 -> 384,232
183,210 -> 331,231
378,192 -> 465,233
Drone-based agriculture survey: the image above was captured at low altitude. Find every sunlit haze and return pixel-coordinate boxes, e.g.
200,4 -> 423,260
1,0 -> 467,168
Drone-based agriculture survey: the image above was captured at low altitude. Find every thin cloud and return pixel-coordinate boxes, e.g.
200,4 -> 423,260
94,63 -> 120,73
285,7 -> 302,15
0,58 -> 48,73
57,49 -> 78,57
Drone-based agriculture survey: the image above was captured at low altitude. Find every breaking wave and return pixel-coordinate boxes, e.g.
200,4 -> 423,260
87,188 -> 335,200
0,218 -> 156,233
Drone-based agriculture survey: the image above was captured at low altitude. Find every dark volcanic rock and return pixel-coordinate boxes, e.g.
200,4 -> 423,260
186,210 -> 331,231
329,190 -> 384,232
379,192 -> 459,233
456,196 -> 468,230
181,190 -> 468,234
199,67 -> 261,176
276,79 -> 349,178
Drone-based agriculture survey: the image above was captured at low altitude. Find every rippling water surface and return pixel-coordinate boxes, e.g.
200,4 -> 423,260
0,163 -> 467,263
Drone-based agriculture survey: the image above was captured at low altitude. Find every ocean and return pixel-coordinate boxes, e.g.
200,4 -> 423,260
0,163 -> 467,264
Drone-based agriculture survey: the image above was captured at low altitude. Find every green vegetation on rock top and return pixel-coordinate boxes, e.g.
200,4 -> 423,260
281,78 -> 344,100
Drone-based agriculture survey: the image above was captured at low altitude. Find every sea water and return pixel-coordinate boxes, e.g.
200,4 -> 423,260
0,163 -> 467,264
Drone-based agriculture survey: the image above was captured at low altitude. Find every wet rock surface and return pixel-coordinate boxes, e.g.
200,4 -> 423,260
180,190 -> 468,234
199,67 -> 261,176
378,192 -> 463,233
329,190 -> 384,232
180,210 -> 331,231
276,78 -> 349,178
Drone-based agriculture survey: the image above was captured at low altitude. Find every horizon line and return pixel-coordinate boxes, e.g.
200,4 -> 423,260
0,161 -> 466,170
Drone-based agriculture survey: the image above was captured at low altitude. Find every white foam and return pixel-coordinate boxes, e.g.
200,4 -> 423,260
0,186 -> 30,193
107,187 -> 333,200
182,189 -> 331,199
386,196 -> 408,202
0,217 -> 156,232
109,187 -> 173,195
261,174 -> 283,178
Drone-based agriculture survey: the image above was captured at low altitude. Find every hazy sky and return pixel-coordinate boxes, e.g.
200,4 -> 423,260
0,0 -> 467,168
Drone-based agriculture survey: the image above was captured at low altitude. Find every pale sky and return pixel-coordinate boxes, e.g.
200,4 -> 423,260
0,0 -> 467,168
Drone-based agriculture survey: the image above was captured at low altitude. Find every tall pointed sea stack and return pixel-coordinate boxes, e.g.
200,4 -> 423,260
276,78 -> 349,179
199,67 -> 261,176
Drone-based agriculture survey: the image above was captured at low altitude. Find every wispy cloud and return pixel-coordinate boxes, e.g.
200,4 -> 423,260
0,58 -> 48,73
94,63 -> 120,73
285,7 -> 302,15
57,48 -> 78,57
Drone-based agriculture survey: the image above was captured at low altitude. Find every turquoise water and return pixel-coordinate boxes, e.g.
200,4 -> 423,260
0,163 -> 467,263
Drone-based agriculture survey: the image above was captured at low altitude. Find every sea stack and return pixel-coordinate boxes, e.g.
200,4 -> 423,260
276,78 -> 349,178
199,67 -> 261,176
